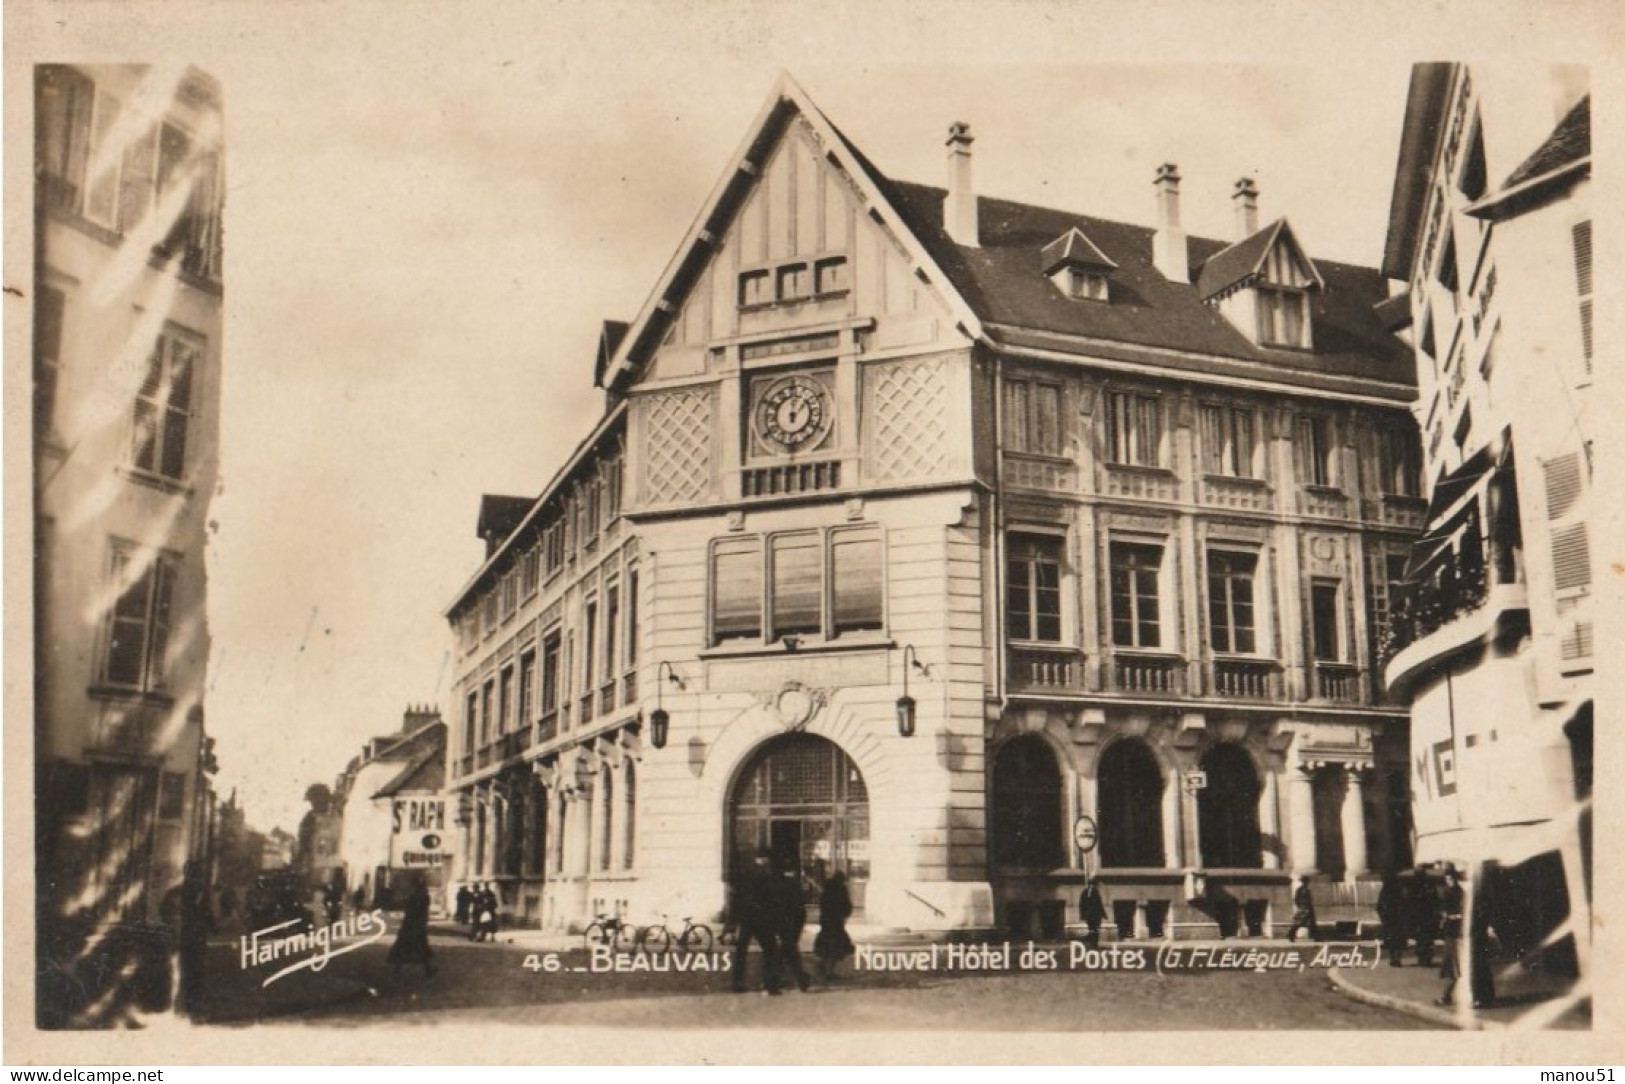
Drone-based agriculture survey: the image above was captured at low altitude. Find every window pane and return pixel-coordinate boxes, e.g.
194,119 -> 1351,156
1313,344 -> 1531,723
1311,583 -> 1339,660
713,543 -> 762,642
771,535 -> 822,638
1003,381 -> 1027,451
1033,384 -> 1061,455
1232,410 -> 1254,477
832,536 -> 882,633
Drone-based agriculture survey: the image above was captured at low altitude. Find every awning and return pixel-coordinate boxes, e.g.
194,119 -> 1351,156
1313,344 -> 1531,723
1414,806 -> 1587,868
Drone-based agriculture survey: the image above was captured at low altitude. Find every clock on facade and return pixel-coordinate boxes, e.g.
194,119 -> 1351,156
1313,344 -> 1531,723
753,374 -> 833,453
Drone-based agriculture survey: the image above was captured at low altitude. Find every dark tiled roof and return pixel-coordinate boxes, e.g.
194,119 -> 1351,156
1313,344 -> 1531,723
1041,228 -> 1117,273
1503,95 -> 1589,190
1194,220 -> 1284,300
476,494 -> 533,541
882,180 -> 1413,386
372,744 -> 445,799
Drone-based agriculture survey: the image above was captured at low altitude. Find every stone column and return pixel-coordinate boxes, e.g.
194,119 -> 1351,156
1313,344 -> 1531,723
1162,770 -> 1183,870
1288,769 -> 1317,875
1340,766 -> 1369,881
1259,764 -> 1282,870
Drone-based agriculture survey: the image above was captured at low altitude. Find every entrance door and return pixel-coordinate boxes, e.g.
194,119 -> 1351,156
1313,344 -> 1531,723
729,734 -> 869,911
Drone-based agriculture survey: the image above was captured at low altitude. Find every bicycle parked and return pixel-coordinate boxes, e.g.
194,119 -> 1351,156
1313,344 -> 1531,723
639,914 -> 715,954
583,913 -> 639,953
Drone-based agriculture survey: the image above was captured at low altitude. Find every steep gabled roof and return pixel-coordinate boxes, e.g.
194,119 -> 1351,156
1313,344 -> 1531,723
1193,219 -> 1324,301
1382,64 -> 1457,280
592,320 -> 631,389
372,743 -> 445,799
1467,94 -> 1590,223
1041,227 -> 1117,274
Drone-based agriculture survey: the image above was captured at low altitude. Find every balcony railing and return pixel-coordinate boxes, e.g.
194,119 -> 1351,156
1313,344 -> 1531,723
600,681 -> 618,716
1301,485 -> 1349,519
1209,658 -> 1283,700
1375,494 -> 1427,531
1106,652 -> 1186,696
579,694 -> 595,724
1103,463 -> 1177,502
498,731 -> 523,759
742,460 -> 841,497
1008,646 -> 1084,693
459,753 -> 474,776
1004,453 -> 1078,491
1200,474 -> 1271,512
517,727 -> 534,752
477,745 -> 494,769
537,710 -> 559,745
622,670 -> 638,705
1311,661 -> 1364,704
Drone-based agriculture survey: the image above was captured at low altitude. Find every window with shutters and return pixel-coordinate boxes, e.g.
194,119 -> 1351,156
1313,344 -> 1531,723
1376,422 -> 1421,497
1298,415 -> 1335,488
709,529 -> 885,647
1104,391 -> 1163,467
1200,405 -> 1257,478
498,665 -> 515,736
1543,451 -> 1592,667
1256,244 -> 1313,348
34,285 -> 65,441
518,649 -> 536,732
1572,220 -> 1592,376
1004,377 -> 1065,456
1007,533 -> 1065,643
101,542 -> 177,694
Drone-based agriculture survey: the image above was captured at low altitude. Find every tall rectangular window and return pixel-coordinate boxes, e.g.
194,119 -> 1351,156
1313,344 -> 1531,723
520,546 -> 540,598
1257,287 -> 1309,347
464,691 -> 478,757
1310,581 -> 1341,661
1007,534 -> 1063,643
1573,220 -> 1593,375
1207,551 -> 1257,654
1377,424 -> 1420,497
1105,391 -> 1161,467
103,545 -> 175,691
37,66 -> 95,211
541,632 -> 561,716
1201,405 -> 1256,478
1109,542 -> 1163,649
831,534 -> 883,635
1299,415 -> 1333,487
1004,378 -> 1064,456
583,601 -> 598,689
604,583 -> 621,678
132,331 -> 198,482
518,650 -> 536,731
771,534 -> 823,640
712,539 -> 763,644
625,570 -> 639,667
498,666 -> 514,735
480,680 -> 494,745
34,285 -> 65,439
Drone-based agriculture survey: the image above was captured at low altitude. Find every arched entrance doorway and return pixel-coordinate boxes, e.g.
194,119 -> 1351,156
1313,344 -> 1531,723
728,733 -> 869,911
1097,738 -> 1165,868
1198,742 -> 1262,868
991,735 -> 1065,870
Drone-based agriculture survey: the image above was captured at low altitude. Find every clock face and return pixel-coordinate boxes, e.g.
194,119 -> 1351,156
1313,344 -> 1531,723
754,375 -> 833,452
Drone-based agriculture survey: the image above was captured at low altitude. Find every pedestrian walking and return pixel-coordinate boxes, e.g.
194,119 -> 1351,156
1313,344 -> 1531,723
1377,871 -> 1408,966
728,849 -> 782,995
388,877 -> 436,978
814,871 -> 856,981
1410,867 -> 1439,967
1286,876 -> 1317,943
1435,866 -> 1466,1006
773,860 -> 812,993
472,884 -> 499,942
1468,874 -> 1498,1009
455,883 -> 472,926
170,861 -> 214,1019
1079,878 -> 1107,949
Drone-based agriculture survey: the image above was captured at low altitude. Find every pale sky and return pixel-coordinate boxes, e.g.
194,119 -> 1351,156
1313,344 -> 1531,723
9,1 -> 1611,833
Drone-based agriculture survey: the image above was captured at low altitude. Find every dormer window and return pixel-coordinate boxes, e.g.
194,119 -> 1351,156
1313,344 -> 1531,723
1062,268 -> 1110,301
1041,227 -> 1116,303
1255,243 -> 1312,348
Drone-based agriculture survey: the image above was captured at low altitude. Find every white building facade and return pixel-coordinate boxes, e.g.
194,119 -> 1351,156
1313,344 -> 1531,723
447,77 -> 1422,938
1380,64 -> 1592,976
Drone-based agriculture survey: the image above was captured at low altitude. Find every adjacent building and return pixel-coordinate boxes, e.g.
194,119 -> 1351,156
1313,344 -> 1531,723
329,706 -> 451,910
445,75 -> 1422,938
31,64 -> 225,1025
1380,64 -> 1592,975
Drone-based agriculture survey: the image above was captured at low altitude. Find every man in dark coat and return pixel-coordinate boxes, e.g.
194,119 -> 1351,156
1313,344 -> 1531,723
1410,867 -> 1439,967
1079,878 -> 1107,948
1286,876 -> 1317,943
455,883 -> 472,926
773,861 -> 812,993
1377,872 -> 1407,966
389,878 -> 436,977
814,872 -> 855,981
171,861 -> 213,1019
728,849 -> 782,994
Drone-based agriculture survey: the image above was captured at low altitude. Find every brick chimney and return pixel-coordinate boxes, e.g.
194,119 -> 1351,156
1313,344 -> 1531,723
1233,176 -> 1260,238
945,121 -> 979,247
1151,163 -> 1187,283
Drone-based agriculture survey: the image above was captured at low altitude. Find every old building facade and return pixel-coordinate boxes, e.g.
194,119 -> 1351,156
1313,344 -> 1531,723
446,77 -> 1421,937
31,64 -> 225,1024
1380,64 -> 1592,974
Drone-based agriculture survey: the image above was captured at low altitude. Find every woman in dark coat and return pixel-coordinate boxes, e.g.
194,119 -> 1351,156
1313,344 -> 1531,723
388,879 -> 435,977
1079,878 -> 1107,948
814,872 -> 855,981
